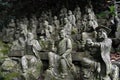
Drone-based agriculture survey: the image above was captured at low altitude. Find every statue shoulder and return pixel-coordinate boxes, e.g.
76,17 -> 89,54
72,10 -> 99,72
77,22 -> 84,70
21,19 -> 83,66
107,38 -> 112,43
65,38 -> 72,43
31,39 -> 39,45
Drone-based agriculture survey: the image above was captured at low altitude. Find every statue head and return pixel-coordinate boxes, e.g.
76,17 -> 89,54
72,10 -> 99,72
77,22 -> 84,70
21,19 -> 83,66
76,5 -> 81,11
27,32 -> 34,40
68,10 -> 72,15
43,20 -> 49,27
53,16 -> 57,20
95,26 -> 111,41
86,22 -> 95,32
59,30 -> 66,39
10,19 -> 15,23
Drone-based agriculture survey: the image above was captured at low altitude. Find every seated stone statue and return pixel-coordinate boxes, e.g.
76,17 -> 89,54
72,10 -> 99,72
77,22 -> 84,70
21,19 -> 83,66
74,6 -> 81,23
41,20 -> 53,40
10,33 -> 26,57
21,32 -> 42,80
45,30 -> 76,80
63,18 -> 72,36
30,17 -> 38,39
68,10 -> 76,27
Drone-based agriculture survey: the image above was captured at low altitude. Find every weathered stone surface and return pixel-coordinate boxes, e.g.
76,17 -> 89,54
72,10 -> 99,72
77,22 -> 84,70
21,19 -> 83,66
8,50 -> 25,57
39,51 -> 85,62
1,58 -> 17,71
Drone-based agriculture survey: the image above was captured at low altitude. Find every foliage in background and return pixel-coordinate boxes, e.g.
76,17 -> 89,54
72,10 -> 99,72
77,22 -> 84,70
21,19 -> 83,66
109,5 -> 116,16
96,4 -> 116,19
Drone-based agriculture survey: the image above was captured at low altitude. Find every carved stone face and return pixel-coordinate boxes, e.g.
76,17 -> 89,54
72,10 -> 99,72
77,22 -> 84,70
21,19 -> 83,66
43,21 -> 48,27
27,33 -> 34,40
59,30 -> 65,39
97,30 -> 106,41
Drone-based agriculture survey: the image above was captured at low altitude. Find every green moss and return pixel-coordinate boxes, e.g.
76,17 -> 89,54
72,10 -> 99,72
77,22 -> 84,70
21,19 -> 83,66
3,72 -> 20,80
0,40 -> 10,55
72,28 -> 78,35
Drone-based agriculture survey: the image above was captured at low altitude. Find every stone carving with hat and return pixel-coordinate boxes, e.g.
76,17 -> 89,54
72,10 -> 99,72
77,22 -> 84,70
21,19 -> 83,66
95,25 -> 111,35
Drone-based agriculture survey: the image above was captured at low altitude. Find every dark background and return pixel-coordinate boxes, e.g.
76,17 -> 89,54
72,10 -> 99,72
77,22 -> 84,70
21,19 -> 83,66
0,0 -> 114,30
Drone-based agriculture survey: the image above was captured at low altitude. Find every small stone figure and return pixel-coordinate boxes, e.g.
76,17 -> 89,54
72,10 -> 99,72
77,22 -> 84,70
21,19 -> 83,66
42,20 -> 53,40
47,10 -> 53,24
5,19 -> 16,43
61,5 -> 67,15
81,18 -> 88,32
21,32 -> 42,80
45,30 -> 75,80
63,18 -> 72,36
29,18 -> 38,39
52,16 -> 60,31
74,6 -> 81,23
67,10 -> 76,27
52,16 -> 60,40
10,33 -> 26,56
22,17 -> 29,26
86,5 -> 96,21
81,24 -> 96,47
19,21 -> 28,41
59,6 -> 68,26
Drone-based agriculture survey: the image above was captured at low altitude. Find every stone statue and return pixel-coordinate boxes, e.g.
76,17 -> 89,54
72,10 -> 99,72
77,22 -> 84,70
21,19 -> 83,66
47,9 -> 53,24
59,6 -> 68,26
39,36 -> 47,51
19,21 -> 28,41
81,18 -> 88,32
74,6 -> 81,23
68,10 -> 76,27
85,5 -> 96,21
81,24 -> 97,48
63,18 -> 72,36
84,26 -> 112,80
10,33 -> 26,55
52,16 -> 60,40
61,5 -> 67,15
45,30 -> 75,80
42,20 -> 53,40
29,18 -> 38,39
5,19 -> 15,43
52,16 -> 60,31
21,32 -> 42,80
